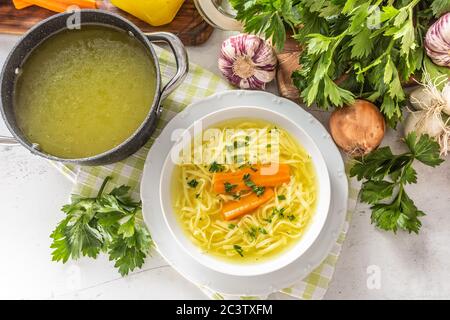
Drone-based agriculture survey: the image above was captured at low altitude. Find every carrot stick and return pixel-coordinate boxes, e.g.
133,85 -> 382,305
53,0 -> 97,9
18,0 -> 97,13
222,188 -> 274,221
22,0 -> 68,12
213,164 -> 290,194
12,0 -> 33,9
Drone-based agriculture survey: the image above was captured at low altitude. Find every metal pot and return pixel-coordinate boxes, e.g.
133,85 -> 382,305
0,10 -> 188,165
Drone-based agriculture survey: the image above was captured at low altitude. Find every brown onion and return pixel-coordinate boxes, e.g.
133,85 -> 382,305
329,100 -> 386,156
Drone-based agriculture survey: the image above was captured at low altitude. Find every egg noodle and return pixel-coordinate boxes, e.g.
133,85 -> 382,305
172,120 -> 317,262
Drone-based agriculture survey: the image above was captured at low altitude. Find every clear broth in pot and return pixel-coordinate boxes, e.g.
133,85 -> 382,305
14,25 -> 157,159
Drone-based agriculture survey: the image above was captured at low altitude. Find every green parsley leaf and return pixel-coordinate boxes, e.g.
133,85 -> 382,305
247,227 -> 258,241
209,161 -> 225,172
405,132 -> 444,167
350,27 -> 373,59
224,182 -> 237,193
350,133 -> 443,233
258,227 -> 268,234
431,0 -> 450,17
273,207 -> 286,218
360,180 -> 395,205
243,173 -> 265,197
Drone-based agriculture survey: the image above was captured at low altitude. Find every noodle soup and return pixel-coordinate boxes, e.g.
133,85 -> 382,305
171,119 -> 317,263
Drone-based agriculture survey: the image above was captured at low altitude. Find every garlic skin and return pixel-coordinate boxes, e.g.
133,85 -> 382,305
440,82 -> 450,115
409,82 -> 450,115
409,86 -> 436,111
425,13 -> 450,67
404,111 -> 444,138
218,34 -> 277,90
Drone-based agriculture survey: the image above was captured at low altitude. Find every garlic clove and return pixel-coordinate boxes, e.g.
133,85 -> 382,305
409,87 -> 435,110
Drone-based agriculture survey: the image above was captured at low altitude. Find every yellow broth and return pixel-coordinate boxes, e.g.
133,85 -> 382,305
14,26 -> 157,158
171,119 -> 318,263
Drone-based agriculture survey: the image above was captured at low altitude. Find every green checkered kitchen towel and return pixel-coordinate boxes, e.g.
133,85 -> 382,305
52,45 -> 359,300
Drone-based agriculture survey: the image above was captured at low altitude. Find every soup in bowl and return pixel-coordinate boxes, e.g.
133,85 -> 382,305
159,106 -> 331,276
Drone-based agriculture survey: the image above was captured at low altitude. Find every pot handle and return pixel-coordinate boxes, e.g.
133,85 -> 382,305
0,135 -> 20,146
146,32 -> 188,113
193,0 -> 242,31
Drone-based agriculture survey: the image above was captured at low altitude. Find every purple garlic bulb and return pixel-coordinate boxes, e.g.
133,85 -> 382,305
219,34 -> 278,90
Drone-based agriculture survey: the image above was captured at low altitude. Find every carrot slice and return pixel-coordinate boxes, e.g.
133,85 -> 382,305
222,188 -> 274,221
213,164 -> 290,194
13,0 -> 32,9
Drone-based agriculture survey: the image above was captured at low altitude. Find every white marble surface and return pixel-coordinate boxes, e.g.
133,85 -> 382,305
0,30 -> 449,300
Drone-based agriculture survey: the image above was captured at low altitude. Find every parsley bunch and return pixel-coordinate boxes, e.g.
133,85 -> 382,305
50,177 -> 153,276
292,0 -> 450,127
231,0 -> 450,127
350,133 -> 443,233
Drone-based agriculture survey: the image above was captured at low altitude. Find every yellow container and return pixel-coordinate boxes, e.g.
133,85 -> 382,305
111,0 -> 185,26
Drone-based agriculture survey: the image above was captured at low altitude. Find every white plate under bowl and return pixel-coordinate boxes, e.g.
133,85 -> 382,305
141,90 -> 348,296
159,105 -> 331,277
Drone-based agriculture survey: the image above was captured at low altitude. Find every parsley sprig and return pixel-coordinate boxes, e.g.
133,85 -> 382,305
350,133 -> 443,233
50,176 -> 153,276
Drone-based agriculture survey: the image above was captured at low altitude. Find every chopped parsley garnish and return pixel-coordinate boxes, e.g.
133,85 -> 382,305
247,226 -> 268,240
287,214 -> 296,221
258,227 -> 268,235
233,245 -> 244,257
273,207 -> 286,218
243,173 -> 265,197
247,227 -> 258,240
228,223 -> 236,230
263,207 -> 287,223
195,193 -> 200,199
209,161 -> 225,172
187,179 -> 198,188
278,195 -> 286,201
263,217 -> 273,223
233,193 -> 241,200
224,182 -> 237,193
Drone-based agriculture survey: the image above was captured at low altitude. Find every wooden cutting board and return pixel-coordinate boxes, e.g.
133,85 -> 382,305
0,0 -> 213,46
